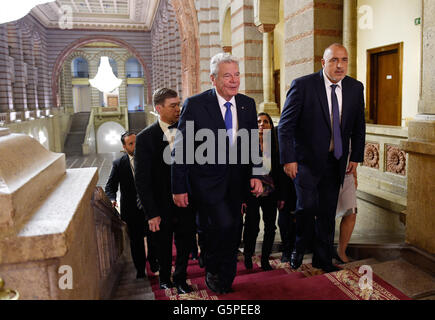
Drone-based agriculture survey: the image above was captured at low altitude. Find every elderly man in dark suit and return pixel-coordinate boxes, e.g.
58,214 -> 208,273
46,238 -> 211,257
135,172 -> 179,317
105,131 -> 158,279
278,43 -> 366,273
134,88 -> 196,294
172,53 -> 263,294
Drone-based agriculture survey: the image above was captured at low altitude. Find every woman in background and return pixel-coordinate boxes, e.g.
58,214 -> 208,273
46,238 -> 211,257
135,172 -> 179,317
243,112 -> 294,271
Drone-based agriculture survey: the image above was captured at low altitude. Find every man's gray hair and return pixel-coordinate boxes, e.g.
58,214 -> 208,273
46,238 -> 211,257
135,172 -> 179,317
210,52 -> 239,77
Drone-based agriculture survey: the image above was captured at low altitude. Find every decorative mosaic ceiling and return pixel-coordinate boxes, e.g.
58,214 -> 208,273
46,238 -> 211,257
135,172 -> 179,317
31,0 -> 161,31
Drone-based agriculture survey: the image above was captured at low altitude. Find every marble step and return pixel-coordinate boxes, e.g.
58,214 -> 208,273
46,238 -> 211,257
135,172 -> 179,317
371,258 -> 435,299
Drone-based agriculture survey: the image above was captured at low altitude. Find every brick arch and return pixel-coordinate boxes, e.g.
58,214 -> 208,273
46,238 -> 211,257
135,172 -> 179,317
51,35 -> 152,107
65,51 -> 92,77
170,0 -> 200,98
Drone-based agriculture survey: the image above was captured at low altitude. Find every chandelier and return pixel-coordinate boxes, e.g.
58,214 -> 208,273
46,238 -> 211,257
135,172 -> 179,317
89,57 -> 123,93
0,1 -> 53,24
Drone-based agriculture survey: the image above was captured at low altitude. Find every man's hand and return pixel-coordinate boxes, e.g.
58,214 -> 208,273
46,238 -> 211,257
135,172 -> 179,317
352,167 -> 358,189
346,161 -> 358,175
250,178 -> 263,197
148,216 -> 161,232
173,193 -> 189,207
284,162 -> 298,179
241,203 -> 247,216
277,200 -> 285,211
111,200 -> 118,208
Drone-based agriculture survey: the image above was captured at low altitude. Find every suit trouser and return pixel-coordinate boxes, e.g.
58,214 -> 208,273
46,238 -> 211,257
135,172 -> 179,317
127,222 -> 146,273
277,201 -> 297,255
197,198 -> 243,289
243,195 -> 277,258
150,208 -> 195,283
293,154 -> 341,267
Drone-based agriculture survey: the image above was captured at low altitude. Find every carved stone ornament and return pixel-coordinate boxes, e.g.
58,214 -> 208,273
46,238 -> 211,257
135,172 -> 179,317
386,145 -> 406,176
363,142 -> 380,169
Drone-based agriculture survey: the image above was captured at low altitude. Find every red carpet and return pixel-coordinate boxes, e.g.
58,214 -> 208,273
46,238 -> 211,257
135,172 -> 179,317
146,252 -> 410,300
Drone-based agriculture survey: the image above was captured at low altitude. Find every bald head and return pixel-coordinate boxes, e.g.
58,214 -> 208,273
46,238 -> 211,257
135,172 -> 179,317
323,43 -> 348,60
322,43 -> 348,83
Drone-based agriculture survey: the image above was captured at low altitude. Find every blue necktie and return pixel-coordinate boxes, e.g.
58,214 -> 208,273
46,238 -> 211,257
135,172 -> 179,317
331,84 -> 343,160
224,102 -> 233,145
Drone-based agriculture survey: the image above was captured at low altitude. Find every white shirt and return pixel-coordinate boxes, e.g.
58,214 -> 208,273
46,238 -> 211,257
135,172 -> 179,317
158,118 -> 176,150
216,91 -> 238,145
128,154 -> 135,174
323,69 -> 343,152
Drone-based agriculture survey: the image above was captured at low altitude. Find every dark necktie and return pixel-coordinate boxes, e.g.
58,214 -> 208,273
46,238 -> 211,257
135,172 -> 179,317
224,101 -> 233,145
131,157 -> 144,210
330,84 -> 343,160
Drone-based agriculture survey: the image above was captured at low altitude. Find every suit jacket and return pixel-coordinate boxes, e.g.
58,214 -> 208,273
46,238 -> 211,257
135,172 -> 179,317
269,127 -> 296,207
135,121 -> 179,220
105,153 -> 144,224
278,70 -> 366,184
171,88 -> 259,205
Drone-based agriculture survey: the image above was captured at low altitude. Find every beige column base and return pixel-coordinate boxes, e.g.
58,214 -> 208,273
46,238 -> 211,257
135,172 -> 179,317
259,101 -> 279,116
400,119 -> 435,254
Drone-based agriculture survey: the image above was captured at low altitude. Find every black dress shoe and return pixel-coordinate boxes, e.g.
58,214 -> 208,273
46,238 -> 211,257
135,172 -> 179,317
261,259 -> 273,271
175,281 -> 193,294
290,250 -> 304,270
205,272 -> 221,294
136,270 -> 146,279
244,256 -> 253,269
281,252 -> 291,263
159,280 -> 175,290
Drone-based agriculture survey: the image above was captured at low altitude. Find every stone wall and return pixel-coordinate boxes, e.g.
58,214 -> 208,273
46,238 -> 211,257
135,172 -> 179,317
151,0 -> 182,97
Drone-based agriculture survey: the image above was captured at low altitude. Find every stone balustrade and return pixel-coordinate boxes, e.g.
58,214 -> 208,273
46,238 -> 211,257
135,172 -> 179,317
0,130 -> 127,299
353,124 -> 409,237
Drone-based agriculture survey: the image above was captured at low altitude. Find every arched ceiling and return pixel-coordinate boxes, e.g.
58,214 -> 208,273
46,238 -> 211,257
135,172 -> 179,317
31,0 -> 161,31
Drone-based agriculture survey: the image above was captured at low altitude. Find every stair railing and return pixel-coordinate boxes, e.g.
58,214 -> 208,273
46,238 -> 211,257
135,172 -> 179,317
90,186 -> 128,300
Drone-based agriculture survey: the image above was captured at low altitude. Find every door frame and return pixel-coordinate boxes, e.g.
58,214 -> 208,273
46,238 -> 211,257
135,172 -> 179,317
366,42 -> 403,126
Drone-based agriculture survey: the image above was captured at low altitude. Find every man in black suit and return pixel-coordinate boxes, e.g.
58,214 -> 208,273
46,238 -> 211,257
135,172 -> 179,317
135,88 -> 195,294
172,53 -> 263,294
278,44 -> 366,273
105,132 -> 158,279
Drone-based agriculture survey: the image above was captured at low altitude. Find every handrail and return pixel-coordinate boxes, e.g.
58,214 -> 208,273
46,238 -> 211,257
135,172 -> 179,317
91,186 -> 127,299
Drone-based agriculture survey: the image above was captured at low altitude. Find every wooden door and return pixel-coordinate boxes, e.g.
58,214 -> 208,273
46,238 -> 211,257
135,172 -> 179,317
367,43 -> 403,126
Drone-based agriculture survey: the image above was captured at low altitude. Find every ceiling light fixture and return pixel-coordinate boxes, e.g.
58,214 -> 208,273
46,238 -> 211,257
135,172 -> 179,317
89,56 -> 122,93
0,1 -> 54,24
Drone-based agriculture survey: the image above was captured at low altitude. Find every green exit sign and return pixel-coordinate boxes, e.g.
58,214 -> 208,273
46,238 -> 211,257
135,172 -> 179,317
415,17 -> 421,25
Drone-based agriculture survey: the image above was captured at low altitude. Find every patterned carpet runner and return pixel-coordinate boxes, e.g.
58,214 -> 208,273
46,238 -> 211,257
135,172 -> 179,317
146,253 -> 410,300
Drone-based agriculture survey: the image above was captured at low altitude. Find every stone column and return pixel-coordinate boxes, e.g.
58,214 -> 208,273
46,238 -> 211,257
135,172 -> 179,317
400,0 -> 435,254
21,30 -> 37,111
7,23 -> 27,113
118,58 -> 127,107
89,58 -> 100,107
0,25 -> 13,114
284,0 -> 343,91
343,0 -> 357,78
258,25 -> 278,116
232,0 -> 263,105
